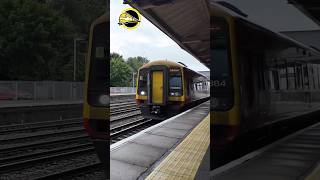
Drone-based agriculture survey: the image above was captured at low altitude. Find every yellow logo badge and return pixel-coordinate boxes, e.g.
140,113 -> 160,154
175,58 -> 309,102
118,8 -> 141,30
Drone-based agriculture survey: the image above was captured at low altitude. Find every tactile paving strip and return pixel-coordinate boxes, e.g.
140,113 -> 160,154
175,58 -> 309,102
146,114 -> 210,180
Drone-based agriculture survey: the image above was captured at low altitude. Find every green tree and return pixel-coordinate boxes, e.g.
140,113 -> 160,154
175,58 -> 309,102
110,52 -> 123,60
46,0 -> 106,35
0,0 -> 75,80
110,56 -> 132,87
127,56 -> 149,73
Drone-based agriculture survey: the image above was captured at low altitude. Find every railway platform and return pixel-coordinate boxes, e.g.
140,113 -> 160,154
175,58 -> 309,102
110,101 -> 210,180
210,121 -> 320,180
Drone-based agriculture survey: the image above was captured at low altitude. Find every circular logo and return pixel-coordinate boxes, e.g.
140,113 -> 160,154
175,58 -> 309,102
118,8 -> 141,30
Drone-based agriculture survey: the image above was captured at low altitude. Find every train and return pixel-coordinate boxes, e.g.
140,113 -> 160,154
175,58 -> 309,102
210,1 -> 320,168
136,60 -> 210,120
83,13 -> 109,173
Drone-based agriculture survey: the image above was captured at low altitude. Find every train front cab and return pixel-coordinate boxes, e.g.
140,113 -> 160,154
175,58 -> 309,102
210,6 -> 241,168
83,14 -> 109,175
136,63 -> 185,120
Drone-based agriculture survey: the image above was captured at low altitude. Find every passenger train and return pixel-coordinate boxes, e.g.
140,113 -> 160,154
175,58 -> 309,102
83,14 -> 108,172
210,2 -> 320,168
136,60 -> 210,120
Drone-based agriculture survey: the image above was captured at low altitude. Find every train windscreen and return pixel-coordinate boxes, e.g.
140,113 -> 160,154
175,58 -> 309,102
211,17 -> 234,111
169,69 -> 182,96
137,69 -> 148,96
88,22 -> 109,107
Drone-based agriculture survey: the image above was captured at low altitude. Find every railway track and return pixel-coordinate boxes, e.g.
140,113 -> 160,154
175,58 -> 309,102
0,99 -> 157,179
0,100 -> 136,135
0,148 -> 101,179
110,117 -> 157,144
34,162 -> 104,180
0,118 -> 82,135
0,127 -> 85,146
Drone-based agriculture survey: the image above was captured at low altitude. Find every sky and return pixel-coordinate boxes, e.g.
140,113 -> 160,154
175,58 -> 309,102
110,0 -> 320,72
110,1 -> 209,71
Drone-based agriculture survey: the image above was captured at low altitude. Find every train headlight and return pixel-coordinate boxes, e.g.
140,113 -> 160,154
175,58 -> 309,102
170,92 -> 175,96
140,91 -> 145,95
175,92 -> 180,96
99,95 -> 109,105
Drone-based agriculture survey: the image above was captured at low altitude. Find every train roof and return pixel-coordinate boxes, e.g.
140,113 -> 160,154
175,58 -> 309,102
211,1 -> 320,54
91,14 -> 107,26
288,0 -> 320,27
140,60 -> 183,69
139,60 -> 208,79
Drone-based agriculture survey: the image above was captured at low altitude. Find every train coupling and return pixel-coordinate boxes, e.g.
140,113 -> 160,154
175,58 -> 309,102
151,105 -> 161,114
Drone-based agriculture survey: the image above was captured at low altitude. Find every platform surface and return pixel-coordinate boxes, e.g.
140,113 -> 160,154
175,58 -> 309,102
145,114 -> 210,180
110,101 -> 209,180
211,122 -> 320,180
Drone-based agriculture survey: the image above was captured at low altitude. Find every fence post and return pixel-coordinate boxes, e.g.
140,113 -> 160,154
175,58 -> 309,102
34,82 -> 37,101
70,82 -> 73,100
52,82 -> 55,100
15,81 -> 18,100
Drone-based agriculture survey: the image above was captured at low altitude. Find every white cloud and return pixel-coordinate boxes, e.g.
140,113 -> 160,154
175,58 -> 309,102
110,1 -> 209,71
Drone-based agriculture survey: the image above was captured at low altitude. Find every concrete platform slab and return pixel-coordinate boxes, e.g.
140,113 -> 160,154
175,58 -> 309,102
162,121 -> 194,130
111,142 -> 167,167
110,159 -> 147,180
110,101 -> 210,180
147,127 -> 189,138
131,133 -> 179,149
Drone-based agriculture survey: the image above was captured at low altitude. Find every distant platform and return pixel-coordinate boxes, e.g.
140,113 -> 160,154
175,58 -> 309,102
211,121 -> 320,180
0,94 -> 135,109
0,100 -> 83,109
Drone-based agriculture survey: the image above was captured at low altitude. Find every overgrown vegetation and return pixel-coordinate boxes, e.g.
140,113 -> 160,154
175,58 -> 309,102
0,0 -> 106,81
110,52 -> 149,87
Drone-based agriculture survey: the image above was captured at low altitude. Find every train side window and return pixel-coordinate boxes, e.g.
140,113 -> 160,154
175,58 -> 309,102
303,64 -> 309,89
318,65 -> 320,89
268,68 -> 279,90
287,65 -> 295,90
312,64 -> 317,89
169,73 -> 182,96
279,64 -> 287,90
295,65 -> 302,89
137,69 -> 148,96
257,55 -> 266,90
211,16 -> 234,111
308,64 -> 314,89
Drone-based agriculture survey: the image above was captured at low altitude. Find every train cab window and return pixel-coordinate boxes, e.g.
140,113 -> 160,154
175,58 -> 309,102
169,69 -> 182,96
137,69 -> 148,96
88,22 -> 108,107
211,17 -> 234,111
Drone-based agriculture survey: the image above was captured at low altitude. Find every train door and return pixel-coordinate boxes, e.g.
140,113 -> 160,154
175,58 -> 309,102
152,71 -> 164,104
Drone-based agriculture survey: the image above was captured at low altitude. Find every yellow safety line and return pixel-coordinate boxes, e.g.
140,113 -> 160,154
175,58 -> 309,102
304,163 -> 320,180
146,114 -> 210,180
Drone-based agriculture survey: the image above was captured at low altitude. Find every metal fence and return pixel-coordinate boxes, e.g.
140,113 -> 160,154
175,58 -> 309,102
0,81 -> 138,102
110,87 -> 135,94
0,81 -> 84,101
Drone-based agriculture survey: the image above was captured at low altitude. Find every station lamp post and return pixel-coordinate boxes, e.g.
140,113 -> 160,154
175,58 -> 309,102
132,72 -> 136,88
73,37 -> 87,81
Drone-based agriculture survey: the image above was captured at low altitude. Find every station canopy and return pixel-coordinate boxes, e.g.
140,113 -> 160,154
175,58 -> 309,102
288,0 -> 320,26
124,0 -> 210,68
